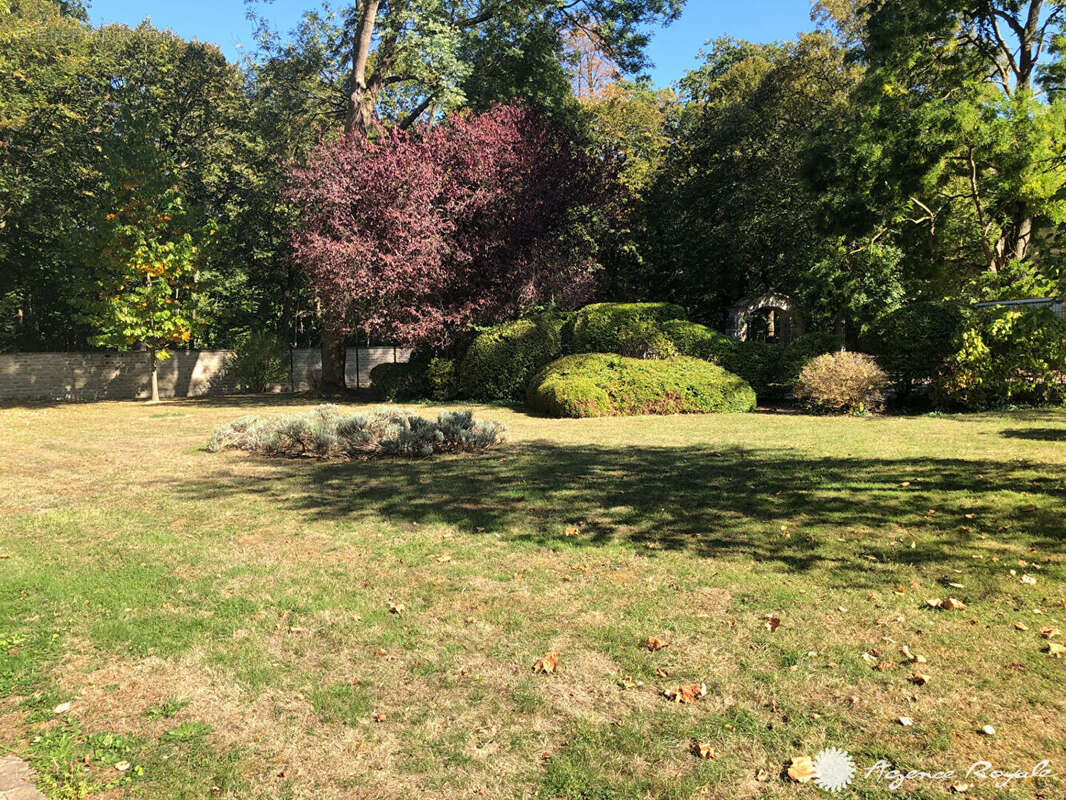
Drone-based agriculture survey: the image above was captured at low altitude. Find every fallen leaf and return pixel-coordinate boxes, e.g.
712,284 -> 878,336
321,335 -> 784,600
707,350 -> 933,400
1041,627 -> 1062,639
53,702 -> 70,714
532,652 -> 560,674
564,526 -> 581,537
436,554 -> 452,563
663,683 -> 706,704
654,666 -> 670,678
764,614 -> 781,632
374,711 -> 387,722
1020,574 -> 1037,586
900,646 -> 927,664
787,756 -> 817,783
693,742 -> 715,760
944,597 -> 967,611
114,761 -> 131,772
898,716 -> 914,726
927,598 -> 943,609
645,636 -> 669,652
1045,642 -> 1066,657
876,660 -> 896,672
911,672 -> 931,686
1014,621 -> 1029,631
389,603 -> 405,615
949,782 -> 972,793
980,725 -> 995,736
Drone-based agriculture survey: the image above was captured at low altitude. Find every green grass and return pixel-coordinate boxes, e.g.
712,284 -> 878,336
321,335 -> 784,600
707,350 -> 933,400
1,397 -> 1065,798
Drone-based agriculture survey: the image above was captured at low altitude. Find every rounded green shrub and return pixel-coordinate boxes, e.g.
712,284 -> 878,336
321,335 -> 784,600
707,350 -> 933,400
661,320 -> 737,364
794,351 -> 889,414
526,353 -> 757,418
868,301 -> 967,393
563,302 -> 686,354
933,307 -> 1066,410
717,340 -> 783,398
458,312 -> 571,401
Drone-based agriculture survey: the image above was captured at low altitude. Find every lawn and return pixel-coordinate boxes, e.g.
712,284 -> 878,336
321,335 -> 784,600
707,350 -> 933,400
1,398 -> 1065,799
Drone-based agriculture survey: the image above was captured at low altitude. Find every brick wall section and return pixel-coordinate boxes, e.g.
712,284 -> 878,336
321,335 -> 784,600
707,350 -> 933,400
0,347 -> 410,402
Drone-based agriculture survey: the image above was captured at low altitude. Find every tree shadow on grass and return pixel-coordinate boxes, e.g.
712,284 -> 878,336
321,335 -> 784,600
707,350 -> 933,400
1000,427 -> 1066,442
172,441 -> 1066,587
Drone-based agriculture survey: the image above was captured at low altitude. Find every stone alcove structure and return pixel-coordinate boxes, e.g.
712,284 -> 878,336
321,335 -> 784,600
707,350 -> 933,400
726,290 -> 805,345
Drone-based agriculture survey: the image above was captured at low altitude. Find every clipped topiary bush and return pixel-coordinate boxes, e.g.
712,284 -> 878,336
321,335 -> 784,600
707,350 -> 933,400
794,351 -> 889,414
526,353 -> 756,418
717,340 -> 783,398
458,312 -> 571,401
660,320 -> 737,364
369,361 -> 425,401
564,302 -> 686,354
615,318 -> 679,359
933,307 -> 1066,410
868,301 -> 967,394
206,405 -> 506,459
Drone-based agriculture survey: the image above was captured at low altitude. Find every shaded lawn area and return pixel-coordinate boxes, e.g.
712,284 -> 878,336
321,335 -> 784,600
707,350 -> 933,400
1,397 -> 1065,799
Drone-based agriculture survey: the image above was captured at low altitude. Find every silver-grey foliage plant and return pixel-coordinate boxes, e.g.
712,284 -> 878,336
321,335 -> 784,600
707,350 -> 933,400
206,405 -> 505,459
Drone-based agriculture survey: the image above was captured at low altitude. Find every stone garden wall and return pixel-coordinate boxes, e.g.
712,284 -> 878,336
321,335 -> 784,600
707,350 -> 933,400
0,347 -> 410,402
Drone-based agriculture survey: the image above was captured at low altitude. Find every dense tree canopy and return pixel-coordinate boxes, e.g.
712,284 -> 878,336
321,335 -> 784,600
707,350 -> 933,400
4,0 -> 1066,379
289,104 -> 608,349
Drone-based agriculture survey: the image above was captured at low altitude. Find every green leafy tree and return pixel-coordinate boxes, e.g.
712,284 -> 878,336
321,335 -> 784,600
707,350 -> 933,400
251,0 -> 686,392
632,34 -> 895,331
812,0 -> 1066,297
87,194 -> 206,402
1,5 -> 264,352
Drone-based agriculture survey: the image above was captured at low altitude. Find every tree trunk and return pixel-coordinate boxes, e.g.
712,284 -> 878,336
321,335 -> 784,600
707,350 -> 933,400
317,0 -> 383,391
148,350 -> 160,403
1013,215 -> 1033,262
344,0 -> 381,138
319,316 -> 348,395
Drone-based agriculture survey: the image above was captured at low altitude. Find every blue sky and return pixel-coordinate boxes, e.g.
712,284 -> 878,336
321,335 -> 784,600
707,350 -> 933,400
87,1 -> 818,86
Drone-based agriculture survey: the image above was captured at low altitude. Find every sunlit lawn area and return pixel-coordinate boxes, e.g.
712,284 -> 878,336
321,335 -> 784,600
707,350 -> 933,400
1,398 -> 1065,799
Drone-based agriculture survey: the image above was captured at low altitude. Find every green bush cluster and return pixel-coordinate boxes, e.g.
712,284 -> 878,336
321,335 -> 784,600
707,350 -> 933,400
863,301 -> 1066,410
867,301 -> 967,393
369,361 -> 425,401
664,322 -> 840,397
660,320 -> 736,363
794,351 -> 890,414
563,302 -> 686,354
374,303 -> 842,405
458,312 -> 571,401
933,307 -> 1066,410
526,353 -> 757,418
424,356 -> 458,400
206,405 -> 506,459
